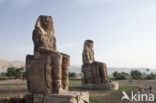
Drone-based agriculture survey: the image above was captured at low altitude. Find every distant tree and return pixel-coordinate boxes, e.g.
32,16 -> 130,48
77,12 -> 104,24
130,70 -> 142,80
146,68 -> 150,74
22,72 -> 26,80
121,72 -> 129,76
6,67 -> 16,77
18,67 -> 24,72
6,67 -> 24,79
113,71 -> 119,80
145,73 -> 156,80
112,71 -> 127,80
69,72 -> 77,77
14,68 -> 22,79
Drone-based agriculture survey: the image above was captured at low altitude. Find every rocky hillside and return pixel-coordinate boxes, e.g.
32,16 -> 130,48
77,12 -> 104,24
0,59 -> 24,73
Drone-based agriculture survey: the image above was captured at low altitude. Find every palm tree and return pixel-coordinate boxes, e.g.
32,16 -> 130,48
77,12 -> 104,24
146,68 -> 150,74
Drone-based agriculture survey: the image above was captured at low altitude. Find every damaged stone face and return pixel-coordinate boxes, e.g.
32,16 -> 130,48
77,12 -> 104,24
82,40 -> 94,64
26,15 -> 70,94
33,16 -> 56,53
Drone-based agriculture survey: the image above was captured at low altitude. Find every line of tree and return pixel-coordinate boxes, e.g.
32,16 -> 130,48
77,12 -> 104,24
5,67 -> 155,80
112,72 -> 129,80
6,67 -> 26,79
112,69 -> 156,80
5,67 -> 78,79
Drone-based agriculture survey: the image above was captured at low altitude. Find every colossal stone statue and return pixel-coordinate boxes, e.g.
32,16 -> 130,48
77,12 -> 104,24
26,15 -> 69,94
82,40 -> 119,90
26,15 -> 89,103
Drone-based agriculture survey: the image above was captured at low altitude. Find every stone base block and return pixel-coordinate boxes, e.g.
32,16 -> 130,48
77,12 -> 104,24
33,91 -> 89,103
82,81 -> 119,90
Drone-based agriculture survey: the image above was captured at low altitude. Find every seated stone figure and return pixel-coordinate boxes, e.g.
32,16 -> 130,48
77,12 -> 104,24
25,15 -> 89,103
26,15 -> 70,94
82,40 -> 118,90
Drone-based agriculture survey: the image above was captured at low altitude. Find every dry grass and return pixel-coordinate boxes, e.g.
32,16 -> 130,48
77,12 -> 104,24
0,79 -> 27,98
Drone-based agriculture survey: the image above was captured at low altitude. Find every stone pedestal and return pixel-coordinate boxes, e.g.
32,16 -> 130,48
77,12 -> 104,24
33,91 -> 89,103
82,82 -> 119,90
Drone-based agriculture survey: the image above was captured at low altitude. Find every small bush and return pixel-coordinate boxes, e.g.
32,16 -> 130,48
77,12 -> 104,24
6,67 -> 24,79
69,72 -> 77,77
130,70 -> 142,80
145,73 -> 156,80
112,71 -> 128,80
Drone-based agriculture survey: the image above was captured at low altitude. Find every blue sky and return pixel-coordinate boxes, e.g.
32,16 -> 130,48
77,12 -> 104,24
0,0 -> 156,69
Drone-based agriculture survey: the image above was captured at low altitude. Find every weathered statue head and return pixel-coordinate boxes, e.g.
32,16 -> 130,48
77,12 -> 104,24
82,40 -> 94,64
84,40 -> 94,49
33,15 -> 57,53
35,15 -> 55,35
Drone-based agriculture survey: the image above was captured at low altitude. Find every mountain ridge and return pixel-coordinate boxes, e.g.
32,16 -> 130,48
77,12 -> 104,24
0,59 -> 24,74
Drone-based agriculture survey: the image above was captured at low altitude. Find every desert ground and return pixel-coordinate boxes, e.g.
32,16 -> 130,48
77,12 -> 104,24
0,79 -> 156,103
